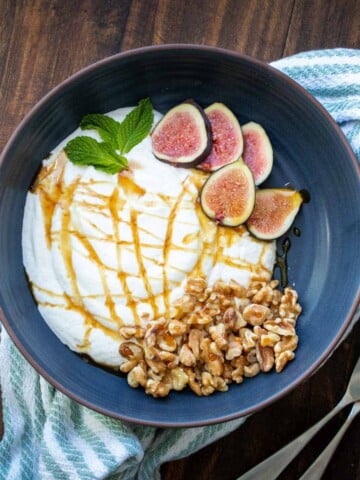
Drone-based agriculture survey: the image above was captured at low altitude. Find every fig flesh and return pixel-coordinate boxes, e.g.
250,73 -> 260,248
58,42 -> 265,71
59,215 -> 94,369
151,100 -> 212,167
246,188 -> 304,240
198,103 -> 243,172
200,161 -> 255,227
242,122 -> 273,185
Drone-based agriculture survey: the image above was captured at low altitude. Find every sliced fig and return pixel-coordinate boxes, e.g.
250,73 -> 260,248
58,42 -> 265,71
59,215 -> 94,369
151,100 -> 212,167
200,161 -> 255,227
198,103 -> 243,172
247,188 -> 304,240
242,122 -> 273,185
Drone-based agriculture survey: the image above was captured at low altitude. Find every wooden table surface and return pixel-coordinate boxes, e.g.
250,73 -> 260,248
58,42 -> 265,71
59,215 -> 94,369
1,1 -> 359,479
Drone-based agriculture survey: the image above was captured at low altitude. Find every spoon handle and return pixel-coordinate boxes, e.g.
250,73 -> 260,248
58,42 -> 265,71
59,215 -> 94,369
299,401 -> 360,480
237,398 -> 348,480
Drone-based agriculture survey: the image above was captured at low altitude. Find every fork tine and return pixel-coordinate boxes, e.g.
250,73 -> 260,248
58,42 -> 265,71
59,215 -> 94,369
236,398 -> 349,480
299,401 -> 360,480
237,354 -> 360,480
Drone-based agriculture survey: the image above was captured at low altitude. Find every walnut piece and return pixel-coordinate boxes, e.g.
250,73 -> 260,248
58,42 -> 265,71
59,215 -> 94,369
243,304 -> 271,325
118,276 -> 302,397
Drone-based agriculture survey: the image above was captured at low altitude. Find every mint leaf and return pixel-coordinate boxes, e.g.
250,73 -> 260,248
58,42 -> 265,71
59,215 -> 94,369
64,99 -> 154,175
64,136 -> 127,174
80,114 -> 120,150
117,98 -> 154,154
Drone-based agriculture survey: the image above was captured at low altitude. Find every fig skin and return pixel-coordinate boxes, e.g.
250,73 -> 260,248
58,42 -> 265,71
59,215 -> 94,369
242,122 -> 273,186
246,188 -> 304,240
151,99 -> 212,167
198,102 -> 244,172
200,160 -> 255,227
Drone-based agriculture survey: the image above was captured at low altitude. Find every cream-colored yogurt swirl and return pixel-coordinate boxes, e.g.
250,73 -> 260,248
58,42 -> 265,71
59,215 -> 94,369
22,107 -> 276,367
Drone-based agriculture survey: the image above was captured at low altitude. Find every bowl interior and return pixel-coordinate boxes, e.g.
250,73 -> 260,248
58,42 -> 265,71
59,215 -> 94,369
0,45 -> 359,426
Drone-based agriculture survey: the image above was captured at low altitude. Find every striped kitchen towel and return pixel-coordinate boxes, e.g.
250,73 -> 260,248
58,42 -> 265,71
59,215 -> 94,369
0,48 -> 359,480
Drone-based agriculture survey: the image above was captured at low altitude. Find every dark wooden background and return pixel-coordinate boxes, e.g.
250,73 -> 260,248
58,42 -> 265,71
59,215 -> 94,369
1,1 -> 359,478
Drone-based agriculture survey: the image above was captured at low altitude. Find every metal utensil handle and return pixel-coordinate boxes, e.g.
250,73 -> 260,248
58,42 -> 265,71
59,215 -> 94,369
299,401 -> 360,480
237,397 -> 348,480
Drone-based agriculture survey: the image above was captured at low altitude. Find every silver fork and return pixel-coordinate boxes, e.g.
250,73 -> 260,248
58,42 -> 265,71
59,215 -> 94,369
237,355 -> 360,480
299,400 -> 360,479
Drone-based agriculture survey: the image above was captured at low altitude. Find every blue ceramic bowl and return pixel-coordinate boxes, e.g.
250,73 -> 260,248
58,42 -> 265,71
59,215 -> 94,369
0,45 -> 359,426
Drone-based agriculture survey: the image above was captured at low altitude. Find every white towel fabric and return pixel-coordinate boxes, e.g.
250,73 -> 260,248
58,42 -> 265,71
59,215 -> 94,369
0,48 -> 359,480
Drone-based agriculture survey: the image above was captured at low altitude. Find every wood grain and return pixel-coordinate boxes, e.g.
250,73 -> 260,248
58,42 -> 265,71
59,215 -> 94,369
162,323 -> 360,480
0,1 -> 359,478
121,0 -> 295,60
284,0 -> 360,55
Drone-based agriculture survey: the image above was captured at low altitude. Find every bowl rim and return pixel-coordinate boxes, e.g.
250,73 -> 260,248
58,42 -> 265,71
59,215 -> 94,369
0,44 -> 359,426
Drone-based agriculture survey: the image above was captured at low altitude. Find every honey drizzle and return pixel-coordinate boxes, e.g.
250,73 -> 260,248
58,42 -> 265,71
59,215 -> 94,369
118,173 -> 146,198
129,208 -> 159,318
62,293 -> 121,348
32,284 -> 64,298
162,182 -> 189,311
108,186 -> 141,325
186,196 -> 213,277
182,231 -> 198,245
213,228 -> 223,265
73,231 -> 122,326
119,173 -> 163,320
36,155 -> 66,248
59,178 -> 83,305
34,162 -> 127,339
38,187 -> 61,248
31,156 -> 275,355
30,283 -> 121,349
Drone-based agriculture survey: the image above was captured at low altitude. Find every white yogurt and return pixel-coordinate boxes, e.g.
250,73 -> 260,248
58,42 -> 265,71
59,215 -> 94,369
22,107 -> 276,367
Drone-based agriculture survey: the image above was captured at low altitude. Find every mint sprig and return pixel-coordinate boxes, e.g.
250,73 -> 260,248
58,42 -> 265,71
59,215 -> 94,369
64,137 -> 127,174
80,114 -> 121,150
117,98 -> 154,154
64,98 -> 154,174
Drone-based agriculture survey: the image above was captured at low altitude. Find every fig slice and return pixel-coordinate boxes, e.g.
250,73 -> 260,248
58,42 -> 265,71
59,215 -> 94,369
242,122 -> 273,185
198,103 -> 243,172
246,188 -> 304,240
200,160 -> 255,227
151,99 -> 212,167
